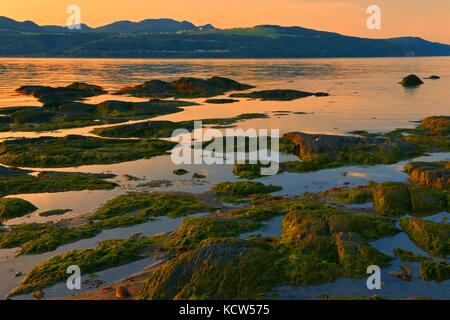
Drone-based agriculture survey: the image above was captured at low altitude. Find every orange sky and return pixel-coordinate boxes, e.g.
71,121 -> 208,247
1,0 -> 449,43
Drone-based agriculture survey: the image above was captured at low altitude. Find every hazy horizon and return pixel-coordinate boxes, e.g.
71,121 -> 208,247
1,0 -> 450,44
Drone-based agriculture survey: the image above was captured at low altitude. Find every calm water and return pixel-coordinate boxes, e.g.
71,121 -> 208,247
0,57 -> 448,299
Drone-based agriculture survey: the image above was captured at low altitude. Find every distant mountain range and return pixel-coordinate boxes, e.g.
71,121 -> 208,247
1,16 -> 449,58
0,16 -> 214,34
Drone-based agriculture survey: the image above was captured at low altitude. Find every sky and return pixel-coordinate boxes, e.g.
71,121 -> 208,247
1,0 -> 449,43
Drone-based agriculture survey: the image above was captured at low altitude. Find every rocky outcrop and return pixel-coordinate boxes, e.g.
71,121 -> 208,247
400,217 -> 449,258
16,82 -> 107,108
139,240 -> 279,300
115,77 -> 254,98
405,161 -> 449,190
282,132 -> 415,157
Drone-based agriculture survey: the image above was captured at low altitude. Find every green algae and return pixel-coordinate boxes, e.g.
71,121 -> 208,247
400,217 -> 449,258
0,193 -> 212,256
92,120 -> 196,139
89,193 -> 210,221
0,198 -> 37,220
212,181 -> 282,203
0,135 -> 176,168
319,186 -> 373,204
373,182 -> 411,215
0,172 -> 117,197
174,216 -> 261,245
393,248 -> 429,262
420,260 -> 450,283
38,209 -> 72,217
7,237 -> 156,298
373,181 -> 447,215
139,239 -> 281,300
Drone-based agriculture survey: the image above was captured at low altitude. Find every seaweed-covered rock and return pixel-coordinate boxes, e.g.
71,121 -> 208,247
175,217 -> 259,243
420,260 -> 449,283
116,77 -> 253,98
400,74 -> 424,87
405,161 -> 449,189
0,135 -> 176,168
393,248 -> 429,262
213,181 -> 282,198
92,120 -> 195,138
0,198 -> 37,220
373,182 -> 411,215
230,89 -> 329,101
400,217 -> 449,258
282,132 -> 415,158
408,185 -> 446,213
281,210 -> 396,277
139,239 -> 280,300
420,116 -> 450,134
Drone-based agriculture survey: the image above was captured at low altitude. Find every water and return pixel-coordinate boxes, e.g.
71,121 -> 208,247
0,57 -> 448,299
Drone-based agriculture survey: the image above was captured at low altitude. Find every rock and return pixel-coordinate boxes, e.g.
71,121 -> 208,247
408,185 -> 446,213
115,77 -> 254,98
314,92 -> 330,97
230,89 -> 323,101
32,291 -> 44,299
116,286 -> 129,299
282,132 -> 415,157
14,271 -> 23,277
400,74 -> 424,87
204,98 -> 239,104
0,198 -> 38,220
173,169 -> 189,176
193,173 -> 206,179
139,240 -> 278,300
373,182 -> 411,215
405,161 -> 450,189
420,260 -> 449,283
400,217 -> 450,258
426,75 -> 440,79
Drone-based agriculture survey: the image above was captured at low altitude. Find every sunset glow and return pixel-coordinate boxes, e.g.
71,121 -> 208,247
1,0 -> 450,43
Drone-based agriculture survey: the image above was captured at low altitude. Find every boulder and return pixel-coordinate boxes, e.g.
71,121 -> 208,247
373,182 -> 411,215
400,74 -> 424,87
115,286 -> 130,299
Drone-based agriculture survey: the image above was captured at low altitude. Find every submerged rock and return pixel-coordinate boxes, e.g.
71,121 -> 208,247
400,74 -> 424,87
230,89 -> 328,101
